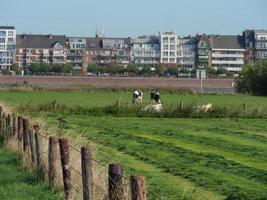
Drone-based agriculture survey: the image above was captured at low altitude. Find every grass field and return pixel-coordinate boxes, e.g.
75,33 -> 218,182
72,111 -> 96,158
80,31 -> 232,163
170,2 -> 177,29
1,90 -> 267,199
0,137 -> 62,200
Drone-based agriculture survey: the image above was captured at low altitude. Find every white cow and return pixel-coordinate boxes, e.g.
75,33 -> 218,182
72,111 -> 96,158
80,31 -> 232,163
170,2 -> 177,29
132,90 -> 143,104
143,103 -> 163,112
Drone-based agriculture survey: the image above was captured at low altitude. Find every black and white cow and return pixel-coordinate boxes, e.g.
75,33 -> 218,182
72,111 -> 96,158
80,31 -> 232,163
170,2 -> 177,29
132,90 -> 143,103
150,90 -> 161,104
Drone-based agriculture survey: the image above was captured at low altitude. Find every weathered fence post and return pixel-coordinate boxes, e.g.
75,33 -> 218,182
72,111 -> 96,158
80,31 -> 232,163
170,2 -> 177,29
3,112 -> 6,136
7,113 -> 12,137
29,129 -> 36,163
108,163 -> 123,200
130,176 -> 147,200
18,116 -> 23,141
23,118 -> 29,152
0,107 -> 3,134
48,136 -> 58,187
12,115 -> 17,137
81,146 -> 93,200
59,138 -> 72,200
243,102 -> 247,113
34,125 -> 43,180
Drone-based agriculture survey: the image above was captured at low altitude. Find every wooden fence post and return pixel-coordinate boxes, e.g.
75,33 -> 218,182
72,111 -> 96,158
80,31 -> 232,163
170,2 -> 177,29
0,107 -> 3,134
48,136 -> 58,187
81,147 -> 93,200
130,176 -> 147,200
18,116 -> 23,141
29,129 -> 36,163
23,118 -> 29,152
3,113 -> 6,135
12,116 -> 17,137
108,163 -> 123,200
7,113 -> 12,137
180,101 -> 184,112
34,126 -> 43,180
59,138 -> 72,200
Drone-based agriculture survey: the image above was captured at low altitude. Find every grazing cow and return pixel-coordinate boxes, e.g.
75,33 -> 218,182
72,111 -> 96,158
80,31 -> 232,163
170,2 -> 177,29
132,90 -> 143,104
150,90 -> 161,104
196,103 -> 213,112
143,103 -> 163,112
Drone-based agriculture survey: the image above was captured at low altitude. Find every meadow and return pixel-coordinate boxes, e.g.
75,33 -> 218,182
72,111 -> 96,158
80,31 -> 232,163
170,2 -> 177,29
0,90 -> 267,199
0,136 -> 62,200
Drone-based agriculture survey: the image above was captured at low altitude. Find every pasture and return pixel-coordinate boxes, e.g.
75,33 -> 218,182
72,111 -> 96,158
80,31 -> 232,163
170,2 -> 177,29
0,137 -> 62,200
0,90 -> 267,199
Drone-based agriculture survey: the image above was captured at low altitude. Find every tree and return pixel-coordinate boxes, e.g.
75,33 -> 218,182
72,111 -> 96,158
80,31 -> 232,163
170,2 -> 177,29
155,64 -> 165,76
236,60 -> 267,96
167,66 -> 178,76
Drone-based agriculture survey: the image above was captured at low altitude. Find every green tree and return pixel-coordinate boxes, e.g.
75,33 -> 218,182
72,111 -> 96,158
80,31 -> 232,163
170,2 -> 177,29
236,60 -> 267,96
167,66 -> 178,76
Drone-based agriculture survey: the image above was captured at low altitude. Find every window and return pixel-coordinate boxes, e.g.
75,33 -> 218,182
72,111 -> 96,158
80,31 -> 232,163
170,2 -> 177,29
0,38 -> 5,43
8,38 -> 14,42
0,44 -> 5,50
8,31 -> 14,36
0,31 -> 6,36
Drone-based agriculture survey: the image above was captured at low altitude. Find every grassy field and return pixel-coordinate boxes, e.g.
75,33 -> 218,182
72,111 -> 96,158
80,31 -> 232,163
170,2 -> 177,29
1,90 -> 267,199
0,137 -> 62,200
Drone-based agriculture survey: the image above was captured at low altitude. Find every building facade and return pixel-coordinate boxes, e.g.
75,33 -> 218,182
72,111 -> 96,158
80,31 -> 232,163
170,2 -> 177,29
0,26 -> 16,69
160,32 -> 178,64
210,35 -> 245,72
177,37 -> 197,69
197,35 -> 210,68
254,30 -> 267,61
16,34 -> 68,67
243,30 -> 255,65
131,36 -> 160,65
67,37 -> 87,68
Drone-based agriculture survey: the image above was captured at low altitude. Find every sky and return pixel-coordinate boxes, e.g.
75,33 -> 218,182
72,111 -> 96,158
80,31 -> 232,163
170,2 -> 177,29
1,0 -> 267,37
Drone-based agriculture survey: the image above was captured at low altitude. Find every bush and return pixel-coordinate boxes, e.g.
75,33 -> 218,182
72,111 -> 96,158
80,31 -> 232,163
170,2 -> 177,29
236,60 -> 267,96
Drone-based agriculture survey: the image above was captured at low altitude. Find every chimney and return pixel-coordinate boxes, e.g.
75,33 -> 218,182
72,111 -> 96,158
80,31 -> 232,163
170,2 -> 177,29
48,34 -> 53,39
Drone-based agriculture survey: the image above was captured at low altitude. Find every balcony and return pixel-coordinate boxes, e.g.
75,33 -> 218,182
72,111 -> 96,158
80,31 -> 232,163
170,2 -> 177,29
212,60 -> 244,65
212,53 -> 244,58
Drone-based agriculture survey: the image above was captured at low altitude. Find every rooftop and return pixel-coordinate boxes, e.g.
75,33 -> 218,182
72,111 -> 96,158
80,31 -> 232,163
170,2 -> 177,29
16,34 -> 67,49
0,26 -> 15,30
211,35 -> 244,49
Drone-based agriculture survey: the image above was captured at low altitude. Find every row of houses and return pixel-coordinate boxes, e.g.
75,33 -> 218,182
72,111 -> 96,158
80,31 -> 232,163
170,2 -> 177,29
0,26 -> 267,72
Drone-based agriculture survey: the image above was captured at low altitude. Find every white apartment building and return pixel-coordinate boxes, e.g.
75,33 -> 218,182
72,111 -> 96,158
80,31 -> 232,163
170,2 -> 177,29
254,30 -> 267,60
0,26 -> 16,69
177,38 -> 197,69
160,32 -> 178,64
131,36 -> 160,64
210,35 -> 245,72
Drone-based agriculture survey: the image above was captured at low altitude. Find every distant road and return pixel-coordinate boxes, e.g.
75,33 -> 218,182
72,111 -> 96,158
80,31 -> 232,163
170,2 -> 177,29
0,76 -> 235,93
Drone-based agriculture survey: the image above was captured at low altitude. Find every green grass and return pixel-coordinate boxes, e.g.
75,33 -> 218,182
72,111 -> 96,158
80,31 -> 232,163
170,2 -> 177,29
0,137 -> 62,200
1,90 -> 267,109
1,90 -> 267,199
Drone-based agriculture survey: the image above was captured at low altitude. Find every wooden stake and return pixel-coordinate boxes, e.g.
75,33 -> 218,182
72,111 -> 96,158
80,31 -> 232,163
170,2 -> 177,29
29,129 -> 36,163
22,118 -> 29,152
130,176 -> 147,200
81,147 -> 93,200
108,163 -> 123,200
59,138 -> 72,200
48,136 -> 58,187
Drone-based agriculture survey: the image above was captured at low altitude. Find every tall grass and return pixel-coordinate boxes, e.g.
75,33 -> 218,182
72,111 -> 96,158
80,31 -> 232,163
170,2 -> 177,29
16,100 -> 267,119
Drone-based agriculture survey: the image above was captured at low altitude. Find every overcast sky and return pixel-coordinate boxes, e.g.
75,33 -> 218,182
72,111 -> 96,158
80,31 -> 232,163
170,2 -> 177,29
1,0 -> 267,37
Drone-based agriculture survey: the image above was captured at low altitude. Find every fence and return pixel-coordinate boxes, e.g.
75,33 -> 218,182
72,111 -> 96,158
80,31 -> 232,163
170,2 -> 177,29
0,106 -> 147,200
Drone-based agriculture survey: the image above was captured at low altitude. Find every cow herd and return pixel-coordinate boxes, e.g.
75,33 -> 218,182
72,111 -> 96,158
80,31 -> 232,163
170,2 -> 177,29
131,90 -> 213,113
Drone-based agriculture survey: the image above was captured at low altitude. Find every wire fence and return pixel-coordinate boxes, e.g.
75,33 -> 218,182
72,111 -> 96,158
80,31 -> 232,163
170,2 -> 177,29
0,106 -> 151,200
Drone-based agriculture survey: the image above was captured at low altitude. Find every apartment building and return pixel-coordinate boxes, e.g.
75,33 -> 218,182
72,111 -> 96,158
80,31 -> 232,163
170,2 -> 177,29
177,37 -> 197,69
131,35 -> 160,65
210,35 -> 245,72
243,30 -> 255,64
16,34 -> 68,67
67,37 -> 87,68
254,30 -> 267,61
160,32 -> 178,64
197,35 -> 210,68
0,26 -> 16,69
